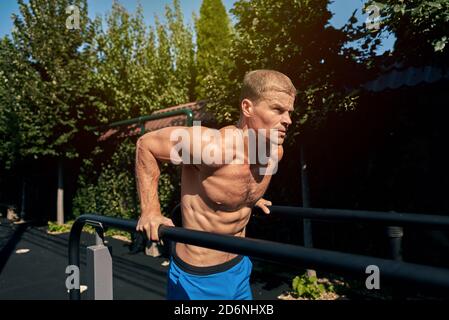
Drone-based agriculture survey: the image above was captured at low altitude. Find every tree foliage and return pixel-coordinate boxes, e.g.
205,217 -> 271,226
90,0 -> 196,124
366,0 -> 449,63
195,0 -> 234,98
0,0 -> 94,168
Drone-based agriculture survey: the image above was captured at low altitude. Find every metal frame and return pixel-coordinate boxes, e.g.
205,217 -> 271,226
68,207 -> 449,300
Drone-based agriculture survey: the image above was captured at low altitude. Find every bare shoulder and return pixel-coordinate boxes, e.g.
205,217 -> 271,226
218,125 -> 241,140
220,125 -> 238,131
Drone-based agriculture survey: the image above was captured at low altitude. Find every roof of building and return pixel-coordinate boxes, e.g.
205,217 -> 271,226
362,64 -> 449,92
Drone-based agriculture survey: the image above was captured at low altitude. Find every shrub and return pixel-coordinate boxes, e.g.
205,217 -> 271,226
292,273 -> 335,300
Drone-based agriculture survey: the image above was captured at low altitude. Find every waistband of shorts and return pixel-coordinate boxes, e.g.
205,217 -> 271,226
172,250 -> 244,276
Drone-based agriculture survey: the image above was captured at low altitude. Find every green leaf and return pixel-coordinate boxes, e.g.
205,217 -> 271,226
434,37 -> 447,52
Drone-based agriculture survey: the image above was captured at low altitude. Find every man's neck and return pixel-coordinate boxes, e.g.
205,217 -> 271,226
234,122 -> 280,166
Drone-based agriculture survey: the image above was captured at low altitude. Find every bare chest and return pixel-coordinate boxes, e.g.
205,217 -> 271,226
185,164 -> 272,211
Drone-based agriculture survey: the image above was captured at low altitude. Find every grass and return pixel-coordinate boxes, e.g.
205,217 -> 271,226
47,220 -> 132,241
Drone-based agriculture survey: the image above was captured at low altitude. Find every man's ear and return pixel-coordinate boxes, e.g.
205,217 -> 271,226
241,99 -> 254,118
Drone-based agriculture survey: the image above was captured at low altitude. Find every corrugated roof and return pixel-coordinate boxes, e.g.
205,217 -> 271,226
362,65 -> 449,92
98,100 -> 215,142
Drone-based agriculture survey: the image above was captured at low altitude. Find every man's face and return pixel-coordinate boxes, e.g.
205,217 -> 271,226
244,91 -> 295,145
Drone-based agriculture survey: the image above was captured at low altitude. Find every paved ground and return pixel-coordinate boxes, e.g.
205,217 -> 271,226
0,217 -> 294,300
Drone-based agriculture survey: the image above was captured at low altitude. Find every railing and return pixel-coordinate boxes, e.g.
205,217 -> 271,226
98,108 -> 194,135
68,206 -> 449,300
0,203 -> 16,209
265,206 -> 449,230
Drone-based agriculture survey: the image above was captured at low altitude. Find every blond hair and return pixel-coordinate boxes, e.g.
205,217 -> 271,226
239,69 -> 296,103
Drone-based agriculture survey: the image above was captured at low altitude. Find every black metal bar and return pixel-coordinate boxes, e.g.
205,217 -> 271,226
159,225 -> 449,290
89,108 -> 195,133
107,108 -> 194,129
267,206 -> 449,230
69,213 -> 449,300
0,203 -> 13,208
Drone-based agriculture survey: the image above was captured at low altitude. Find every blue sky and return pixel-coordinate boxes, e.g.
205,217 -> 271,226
0,0 -> 394,53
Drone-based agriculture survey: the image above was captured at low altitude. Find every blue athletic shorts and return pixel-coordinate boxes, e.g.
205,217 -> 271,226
166,251 -> 253,300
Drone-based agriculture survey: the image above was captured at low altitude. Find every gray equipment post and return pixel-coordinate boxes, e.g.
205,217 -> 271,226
386,225 -> 403,261
86,226 -> 113,300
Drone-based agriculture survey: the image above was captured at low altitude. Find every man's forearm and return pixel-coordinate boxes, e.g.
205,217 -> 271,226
135,136 -> 162,217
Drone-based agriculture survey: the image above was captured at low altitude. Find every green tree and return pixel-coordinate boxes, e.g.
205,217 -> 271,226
91,0 -> 196,122
151,0 -> 196,107
0,0 -> 95,164
92,2 -> 156,122
0,0 -> 98,223
195,0 -> 234,99
0,37 -> 31,169
365,0 -> 449,64
166,0 -> 196,102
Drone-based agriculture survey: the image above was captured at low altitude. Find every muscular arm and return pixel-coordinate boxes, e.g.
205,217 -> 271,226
135,129 -> 176,241
135,133 -> 163,218
135,126 -> 227,240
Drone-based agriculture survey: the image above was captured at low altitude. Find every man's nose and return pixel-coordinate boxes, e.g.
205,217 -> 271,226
281,113 -> 292,127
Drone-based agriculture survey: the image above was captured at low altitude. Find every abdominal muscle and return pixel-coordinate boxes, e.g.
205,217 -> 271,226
175,194 -> 252,267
